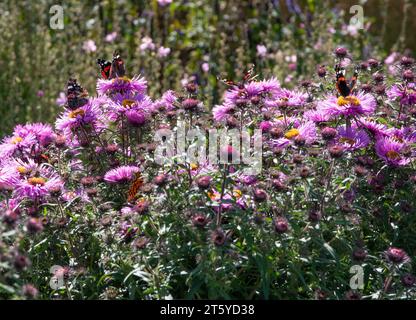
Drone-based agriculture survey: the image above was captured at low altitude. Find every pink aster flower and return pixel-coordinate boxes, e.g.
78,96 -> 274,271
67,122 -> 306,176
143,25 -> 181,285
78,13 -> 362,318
336,125 -> 370,151
384,247 -> 411,264
375,137 -> 411,166
212,103 -> 234,122
157,46 -> 171,58
317,92 -> 376,119
387,83 -> 416,106
14,166 -> 64,200
104,165 -> 140,184
14,123 -> 56,147
304,109 -> 332,123
97,75 -> 147,95
0,132 -> 36,160
105,31 -> 117,43
56,91 -> 67,106
152,90 -> 178,113
107,95 -> 152,123
266,89 -> 307,109
139,36 -> 155,52
157,0 -> 172,6
55,98 -> 105,134
356,117 -> 388,137
256,44 -> 267,58
82,40 -> 97,53
271,121 -> 317,149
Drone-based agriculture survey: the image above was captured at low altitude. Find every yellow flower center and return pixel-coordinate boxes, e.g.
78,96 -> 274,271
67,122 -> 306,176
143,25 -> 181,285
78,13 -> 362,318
122,99 -> 135,108
337,96 -> 361,106
28,177 -> 46,186
69,108 -> 85,118
12,136 -> 23,144
233,189 -> 242,198
17,166 -> 28,174
207,191 -> 217,200
284,128 -> 300,139
392,136 -> 404,143
339,137 -> 356,146
113,76 -> 131,83
386,150 -> 400,160
190,163 -> 199,170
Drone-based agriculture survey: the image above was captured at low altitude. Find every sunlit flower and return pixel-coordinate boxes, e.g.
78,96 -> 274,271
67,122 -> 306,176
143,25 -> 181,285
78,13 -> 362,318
82,40 -> 97,53
104,165 -> 140,184
97,75 -> 147,95
336,125 -> 370,151
375,137 -> 411,166
317,92 -> 376,119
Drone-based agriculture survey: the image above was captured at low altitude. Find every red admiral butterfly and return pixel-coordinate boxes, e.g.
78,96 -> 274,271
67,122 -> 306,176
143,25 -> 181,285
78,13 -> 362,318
335,64 -> 359,97
66,78 -> 89,110
97,50 -> 126,80
218,64 -> 258,89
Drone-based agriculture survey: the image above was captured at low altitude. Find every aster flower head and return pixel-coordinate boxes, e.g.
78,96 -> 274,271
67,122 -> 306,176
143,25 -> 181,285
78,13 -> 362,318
387,83 -> 416,106
104,165 -> 140,184
384,247 -> 411,264
271,120 -> 317,149
152,90 -> 178,113
375,137 -> 411,166
55,98 -> 106,134
97,75 -> 147,96
0,131 -> 37,160
357,117 -> 388,137
336,125 -> 370,151
266,88 -> 307,109
14,165 -> 64,201
317,92 -> 376,119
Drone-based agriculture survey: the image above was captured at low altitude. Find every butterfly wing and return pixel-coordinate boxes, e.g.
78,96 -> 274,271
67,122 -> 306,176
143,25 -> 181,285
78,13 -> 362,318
335,65 -> 351,97
348,66 -> 359,94
109,50 -> 126,79
127,172 -> 144,203
97,58 -> 112,79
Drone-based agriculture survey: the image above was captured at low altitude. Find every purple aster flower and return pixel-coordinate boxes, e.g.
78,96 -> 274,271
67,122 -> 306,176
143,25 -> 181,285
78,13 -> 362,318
375,137 -> 411,166
0,132 -> 36,160
256,44 -> 267,58
153,90 -> 178,113
107,95 -> 152,123
387,83 -> 416,106
104,165 -> 140,184
55,98 -> 105,134
157,46 -> 171,58
317,92 -> 376,118
14,166 -> 64,200
271,121 -> 317,148
82,40 -> 97,53
213,103 -> 234,122
336,125 -> 370,151
356,117 -> 388,137
266,88 -> 307,109
97,75 -> 147,95
14,123 -> 56,147
56,91 -> 67,106
105,31 -> 117,43
304,109 -> 332,123
384,247 -> 411,264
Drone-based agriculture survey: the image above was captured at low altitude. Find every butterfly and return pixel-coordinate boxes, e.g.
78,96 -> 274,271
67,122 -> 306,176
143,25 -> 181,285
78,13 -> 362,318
97,50 -> 126,80
335,64 -> 359,97
218,64 -> 258,89
127,172 -> 144,203
66,78 -> 89,110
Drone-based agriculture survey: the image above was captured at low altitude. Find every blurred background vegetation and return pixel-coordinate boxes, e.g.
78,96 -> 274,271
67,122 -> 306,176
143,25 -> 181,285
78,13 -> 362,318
0,0 -> 415,135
